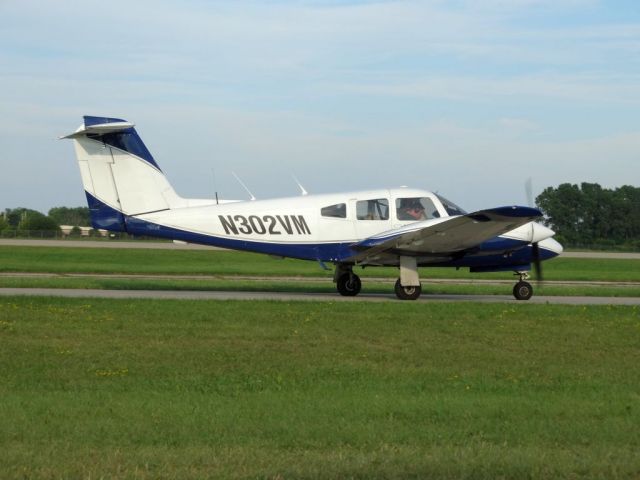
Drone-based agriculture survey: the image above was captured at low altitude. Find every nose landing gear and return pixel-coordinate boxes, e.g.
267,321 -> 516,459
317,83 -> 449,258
513,272 -> 533,300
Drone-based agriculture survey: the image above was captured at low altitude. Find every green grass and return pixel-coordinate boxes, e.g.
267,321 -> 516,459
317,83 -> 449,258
0,246 -> 330,276
1,245 -> 640,282
1,297 -> 639,478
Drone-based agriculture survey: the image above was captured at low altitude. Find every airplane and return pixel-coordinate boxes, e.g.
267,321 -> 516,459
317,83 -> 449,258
62,116 -> 563,301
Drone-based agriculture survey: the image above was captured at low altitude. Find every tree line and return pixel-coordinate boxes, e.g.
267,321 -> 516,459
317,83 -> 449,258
0,207 -> 90,238
536,183 -> 640,250
1,183 -> 639,249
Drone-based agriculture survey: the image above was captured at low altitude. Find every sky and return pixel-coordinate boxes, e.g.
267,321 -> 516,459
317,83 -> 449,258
1,0 -> 639,213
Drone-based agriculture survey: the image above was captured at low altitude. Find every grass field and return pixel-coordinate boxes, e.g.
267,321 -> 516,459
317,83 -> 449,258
1,296 -> 639,478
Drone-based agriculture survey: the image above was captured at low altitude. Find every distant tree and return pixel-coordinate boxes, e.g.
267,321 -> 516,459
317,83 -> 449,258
0,215 -> 8,232
5,208 -> 44,228
48,206 -> 90,226
536,184 -> 583,245
536,183 -> 640,249
17,210 -> 60,238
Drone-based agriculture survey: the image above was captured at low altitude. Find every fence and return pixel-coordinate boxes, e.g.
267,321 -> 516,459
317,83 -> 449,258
0,230 -> 131,240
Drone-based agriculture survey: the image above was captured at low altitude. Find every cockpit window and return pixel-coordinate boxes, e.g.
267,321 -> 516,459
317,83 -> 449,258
435,194 -> 467,216
356,198 -> 389,220
321,203 -> 346,218
396,197 -> 440,221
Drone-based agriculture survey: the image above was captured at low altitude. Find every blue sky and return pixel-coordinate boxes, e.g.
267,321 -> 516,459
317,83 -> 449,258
1,0 -> 639,212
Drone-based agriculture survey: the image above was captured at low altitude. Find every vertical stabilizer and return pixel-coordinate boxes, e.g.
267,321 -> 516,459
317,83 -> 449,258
63,116 -> 182,231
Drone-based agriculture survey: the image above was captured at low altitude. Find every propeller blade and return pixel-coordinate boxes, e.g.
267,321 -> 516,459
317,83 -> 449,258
525,177 -> 534,208
531,241 -> 543,282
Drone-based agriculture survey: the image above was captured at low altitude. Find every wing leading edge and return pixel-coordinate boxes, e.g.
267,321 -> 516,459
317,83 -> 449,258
349,206 -> 542,262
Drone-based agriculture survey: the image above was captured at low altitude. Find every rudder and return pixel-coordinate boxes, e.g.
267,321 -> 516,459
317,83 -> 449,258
63,116 -> 182,231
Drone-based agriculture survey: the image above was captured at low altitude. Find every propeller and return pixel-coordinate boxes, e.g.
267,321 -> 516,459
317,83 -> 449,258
531,240 -> 543,282
526,178 -> 543,283
525,177 -> 534,209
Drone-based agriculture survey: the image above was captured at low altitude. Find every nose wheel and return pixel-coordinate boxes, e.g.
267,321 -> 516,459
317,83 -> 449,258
513,272 -> 533,300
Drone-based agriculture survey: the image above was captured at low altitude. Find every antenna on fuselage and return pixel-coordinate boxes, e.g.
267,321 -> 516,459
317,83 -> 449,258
292,174 -> 308,196
212,168 -> 219,205
232,171 -> 256,201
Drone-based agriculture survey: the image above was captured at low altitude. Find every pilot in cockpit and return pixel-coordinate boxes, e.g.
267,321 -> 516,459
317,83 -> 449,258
397,198 -> 427,221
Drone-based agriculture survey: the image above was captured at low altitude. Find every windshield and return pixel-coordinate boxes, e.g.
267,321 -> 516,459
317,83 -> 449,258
435,194 -> 467,216
396,197 -> 440,221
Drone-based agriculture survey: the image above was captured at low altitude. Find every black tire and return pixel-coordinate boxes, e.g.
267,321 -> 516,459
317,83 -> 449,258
394,278 -> 422,300
513,281 -> 533,300
337,273 -> 361,296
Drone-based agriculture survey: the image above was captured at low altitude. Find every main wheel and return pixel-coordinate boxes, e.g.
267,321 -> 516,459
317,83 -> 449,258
337,273 -> 362,296
513,281 -> 533,300
394,278 -> 422,300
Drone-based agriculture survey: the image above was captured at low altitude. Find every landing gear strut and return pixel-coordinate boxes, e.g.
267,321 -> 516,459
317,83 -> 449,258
513,272 -> 533,300
394,256 -> 422,300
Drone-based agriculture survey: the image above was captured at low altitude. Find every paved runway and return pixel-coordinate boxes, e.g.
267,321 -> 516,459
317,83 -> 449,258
1,287 -> 638,305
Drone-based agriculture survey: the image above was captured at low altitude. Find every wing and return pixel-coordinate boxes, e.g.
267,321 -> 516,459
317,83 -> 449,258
349,206 -> 541,262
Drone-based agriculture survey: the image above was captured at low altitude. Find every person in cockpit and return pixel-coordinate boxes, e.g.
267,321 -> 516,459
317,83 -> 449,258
397,198 -> 427,221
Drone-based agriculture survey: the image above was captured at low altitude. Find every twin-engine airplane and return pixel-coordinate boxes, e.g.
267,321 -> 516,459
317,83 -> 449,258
63,116 -> 562,300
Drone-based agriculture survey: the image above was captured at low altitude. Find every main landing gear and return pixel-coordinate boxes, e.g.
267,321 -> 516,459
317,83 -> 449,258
334,263 -> 535,301
336,270 -> 362,296
334,257 -> 423,301
394,279 -> 422,300
334,264 -> 362,296
513,272 -> 533,301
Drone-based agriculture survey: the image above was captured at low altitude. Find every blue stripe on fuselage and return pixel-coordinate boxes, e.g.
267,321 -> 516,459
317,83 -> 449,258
123,215 -> 354,261
86,192 -> 126,232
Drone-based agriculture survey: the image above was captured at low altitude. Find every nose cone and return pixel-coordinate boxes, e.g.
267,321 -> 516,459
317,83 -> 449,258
538,237 -> 563,258
531,222 -> 555,243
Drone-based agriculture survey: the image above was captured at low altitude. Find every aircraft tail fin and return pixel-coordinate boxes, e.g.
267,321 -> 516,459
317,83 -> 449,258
62,116 -> 184,231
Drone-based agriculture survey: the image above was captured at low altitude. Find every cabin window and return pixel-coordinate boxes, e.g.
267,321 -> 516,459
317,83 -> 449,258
435,194 -> 467,216
356,199 -> 389,220
396,197 -> 439,221
321,203 -> 347,218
